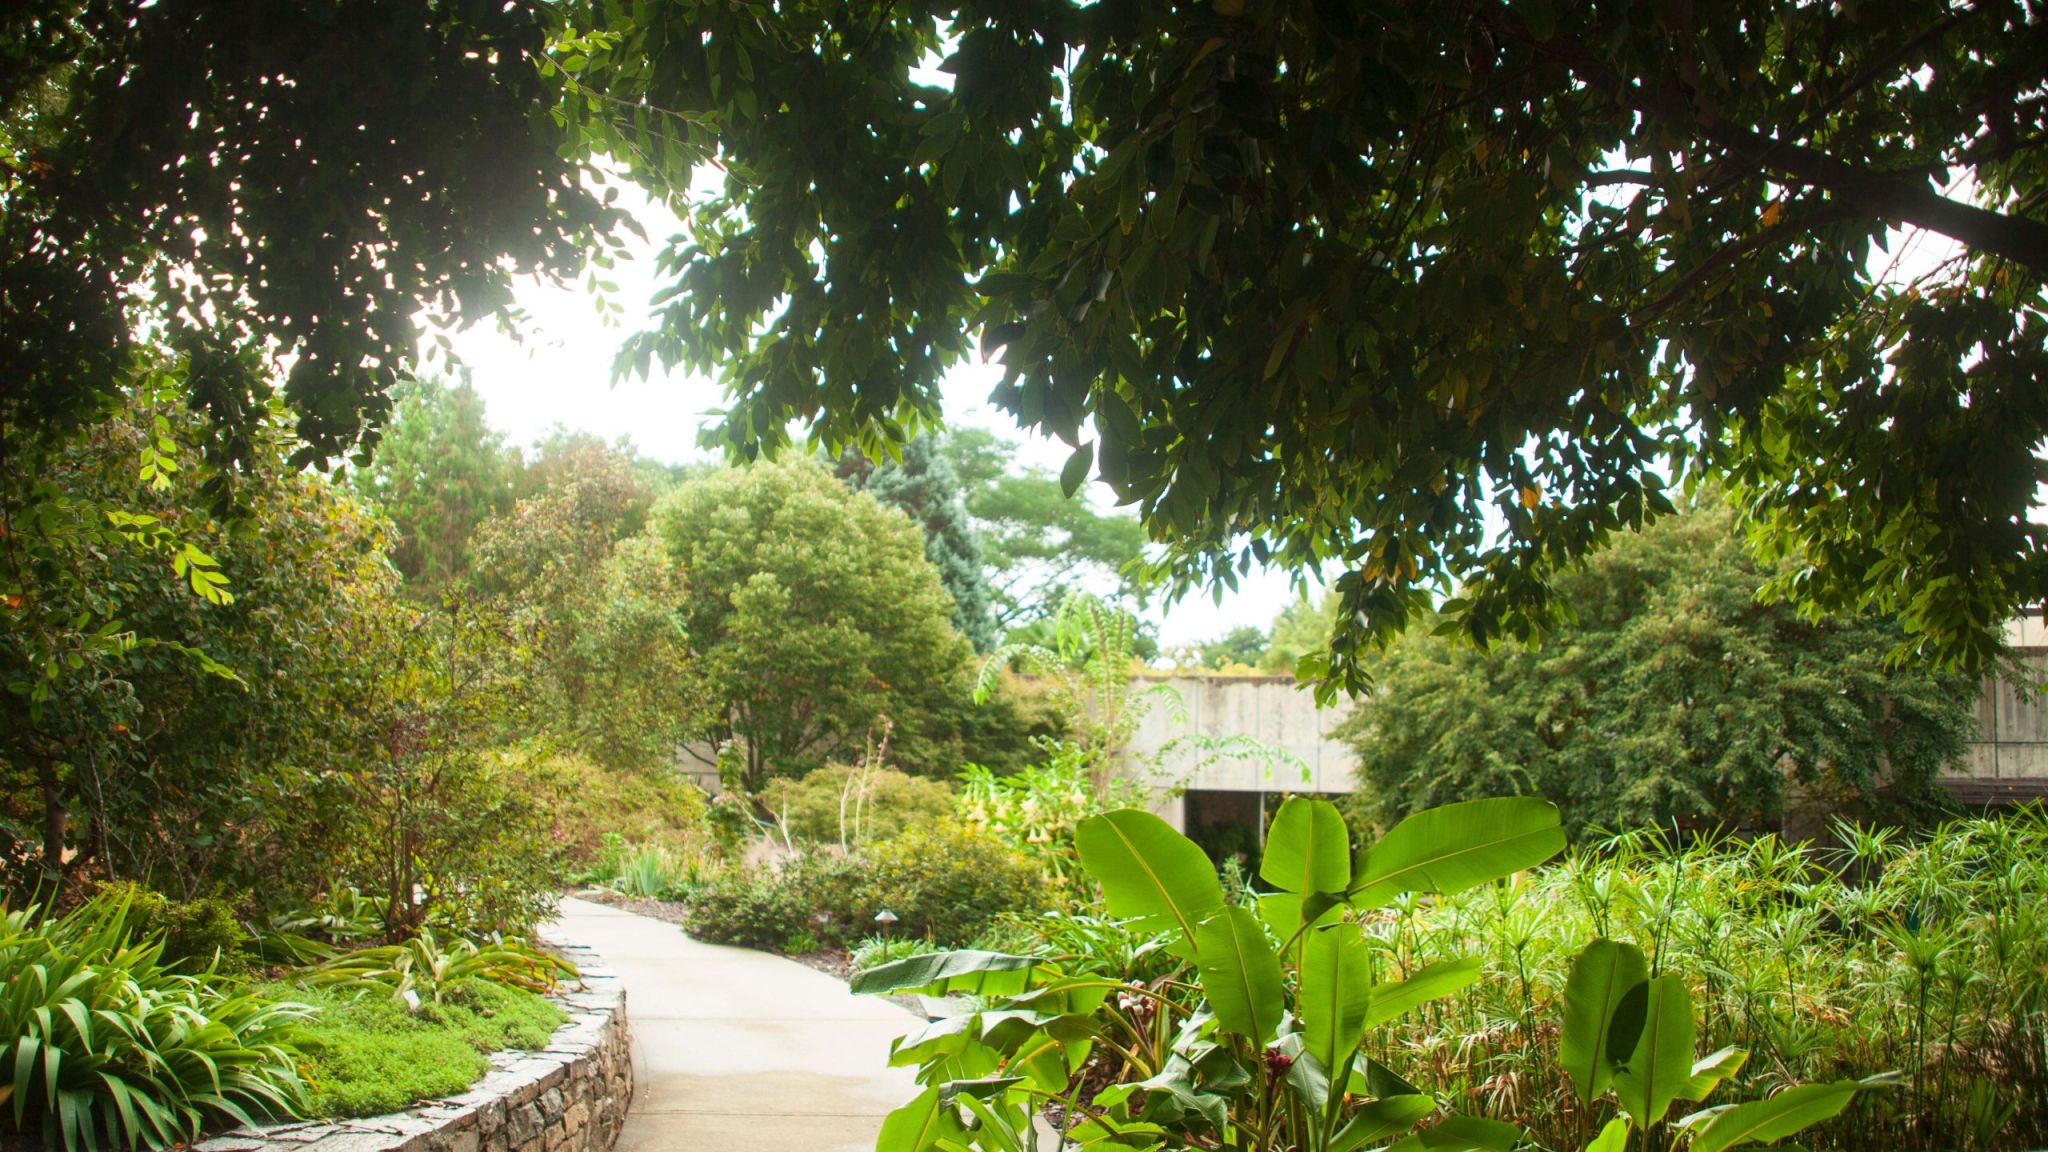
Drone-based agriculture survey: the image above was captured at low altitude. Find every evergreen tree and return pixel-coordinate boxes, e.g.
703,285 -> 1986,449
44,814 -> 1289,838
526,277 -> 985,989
838,437 -> 999,651
350,376 -> 515,592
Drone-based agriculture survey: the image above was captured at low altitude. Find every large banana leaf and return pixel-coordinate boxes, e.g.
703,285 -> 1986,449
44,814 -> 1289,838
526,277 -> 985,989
1584,1117 -> 1631,1152
1077,810 -> 1225,954
1560,938 -> 1649,1104
1677,1046 -> 1749,1102
1612,975 -> 1696,1129
1389,1114 -> 1523,1151
1365,955 -> 1484,1028
1348,798 -> 1565,909
876,1084 -> 968,1152
1327,1094 -> 1436,1152
1260,796 -> 1351,894
850,950 -> 1046,997
1256,891 -> 1343,944
1299,925 -> 1372,1075
1193,907 -> 1285,1044
1689,1080 -> 1861,1152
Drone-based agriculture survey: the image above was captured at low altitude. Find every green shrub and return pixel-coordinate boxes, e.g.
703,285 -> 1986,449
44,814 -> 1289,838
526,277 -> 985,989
861,822 -> 1049,945
525,753 -> 713,867
0,892 -> 310,1151
758,762 -> 956,845
315,743 -> 567,940
99,881 -> 257,974
684,825 -> 1047,952
682,852 -> 863,951
285,981 -> 566,1118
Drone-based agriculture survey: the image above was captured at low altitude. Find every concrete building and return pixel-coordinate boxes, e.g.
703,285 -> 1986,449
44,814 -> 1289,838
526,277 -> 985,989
1121,618 -> 2048,833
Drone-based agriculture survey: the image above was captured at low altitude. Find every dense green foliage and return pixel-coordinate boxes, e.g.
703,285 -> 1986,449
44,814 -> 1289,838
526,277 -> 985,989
759,762 -> 958,846
470,450 -> 696,774
0,893 -> 309,1151
285,981 -> 565,1119
349,376 -> 516,591
860,821 -> 1052,945
2,395 -> 398,897
853,798 -> 1580,1152
100,881 -> 256,975
1349,812 -> 2048,1152
2,1 -> 621,459
1261,594 -> 1340,676
853,797 -> 1933,1152
653,458 -> 980,787
585,0 -> 2048,694
940,430 -> 1150,634
682,822 -> 1047,952
1341,503 -> 1979,835
532,754 -> 712,868
840,437 -> 1000,651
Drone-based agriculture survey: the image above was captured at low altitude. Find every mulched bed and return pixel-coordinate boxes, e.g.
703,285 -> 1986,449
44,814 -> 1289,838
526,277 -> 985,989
572,887 -> 689,924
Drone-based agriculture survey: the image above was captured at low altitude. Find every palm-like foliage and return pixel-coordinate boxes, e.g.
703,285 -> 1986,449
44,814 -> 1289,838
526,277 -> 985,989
1355,809 -> 2048,1151
304,932 -> 577,1006
0,894 -> 311,1152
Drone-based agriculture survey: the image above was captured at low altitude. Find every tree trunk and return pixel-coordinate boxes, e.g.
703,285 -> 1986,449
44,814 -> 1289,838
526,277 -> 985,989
40,777 -> 66,881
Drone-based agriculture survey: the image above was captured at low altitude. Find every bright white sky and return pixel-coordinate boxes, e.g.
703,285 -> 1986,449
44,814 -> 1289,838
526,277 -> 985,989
425,182 -> 1302,651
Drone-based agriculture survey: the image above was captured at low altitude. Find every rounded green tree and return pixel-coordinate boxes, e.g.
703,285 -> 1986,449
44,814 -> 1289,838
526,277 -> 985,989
655,458 -> 975,789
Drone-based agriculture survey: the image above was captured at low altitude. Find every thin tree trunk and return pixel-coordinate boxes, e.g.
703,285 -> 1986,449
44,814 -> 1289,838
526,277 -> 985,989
41,777 -> 66,881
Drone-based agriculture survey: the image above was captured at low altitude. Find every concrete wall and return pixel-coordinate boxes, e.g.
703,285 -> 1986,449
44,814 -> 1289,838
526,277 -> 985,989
1956,649 -> 2048,784
1116,675 -> 1356,830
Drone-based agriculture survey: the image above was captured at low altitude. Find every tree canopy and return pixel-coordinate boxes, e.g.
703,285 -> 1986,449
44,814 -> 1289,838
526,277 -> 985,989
2,0 -> 623,464
8,2 -> 2044,697
1338,501 -> 1980,837
590,0 -> 2048,693
940,429 -> 1150,632
652,458 -> 979,789
348,375 -> 516,591
837,436 -> 1001,650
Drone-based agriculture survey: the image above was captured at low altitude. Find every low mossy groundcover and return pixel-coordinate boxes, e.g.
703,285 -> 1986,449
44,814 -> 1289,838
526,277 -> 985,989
278,981 -> 567,1118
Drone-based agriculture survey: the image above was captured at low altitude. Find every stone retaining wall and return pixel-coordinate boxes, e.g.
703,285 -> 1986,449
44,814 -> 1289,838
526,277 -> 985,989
198,939 -> 631,1152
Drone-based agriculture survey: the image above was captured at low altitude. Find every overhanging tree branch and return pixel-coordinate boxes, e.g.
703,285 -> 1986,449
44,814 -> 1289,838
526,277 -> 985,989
1693,117 -> 2048,275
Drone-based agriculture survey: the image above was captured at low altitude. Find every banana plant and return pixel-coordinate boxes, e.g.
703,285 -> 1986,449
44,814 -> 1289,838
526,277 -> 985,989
1560,937 -> 1891,1152
854,796 -> 1568,1152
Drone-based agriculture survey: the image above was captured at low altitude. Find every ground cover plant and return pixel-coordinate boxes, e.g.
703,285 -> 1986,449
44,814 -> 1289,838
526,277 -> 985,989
280,981 -> 566,1119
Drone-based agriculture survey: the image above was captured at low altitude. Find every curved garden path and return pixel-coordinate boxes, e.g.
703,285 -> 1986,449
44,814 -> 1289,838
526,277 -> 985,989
547,896 -> 921,1152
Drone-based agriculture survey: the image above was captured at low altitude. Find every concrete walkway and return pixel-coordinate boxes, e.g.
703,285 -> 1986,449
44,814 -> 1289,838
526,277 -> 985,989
547,896 -> 922,1152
